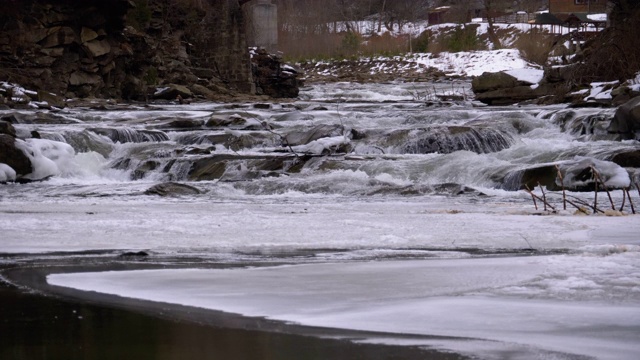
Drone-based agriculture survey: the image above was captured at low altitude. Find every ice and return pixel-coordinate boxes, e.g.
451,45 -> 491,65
13,138 -> 77,180
48,250 -> 640,360
0,163 -> 16,181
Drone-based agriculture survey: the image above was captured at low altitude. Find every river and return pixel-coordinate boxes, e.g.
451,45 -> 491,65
1,81 -> 640,359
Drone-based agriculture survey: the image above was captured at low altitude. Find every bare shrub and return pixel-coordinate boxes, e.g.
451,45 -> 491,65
515,29 -> 556,65
569,4 -> 640,84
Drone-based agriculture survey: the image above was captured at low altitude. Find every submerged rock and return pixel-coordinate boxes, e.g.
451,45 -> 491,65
144,182 -> 202,196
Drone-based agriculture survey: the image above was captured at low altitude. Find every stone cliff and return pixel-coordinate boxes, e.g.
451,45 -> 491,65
0,0 -> 299,103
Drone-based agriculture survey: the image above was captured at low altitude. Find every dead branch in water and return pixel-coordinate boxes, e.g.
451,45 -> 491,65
525,184 -> 538,210
591,166 -> 615,210
555,165 -> 566,210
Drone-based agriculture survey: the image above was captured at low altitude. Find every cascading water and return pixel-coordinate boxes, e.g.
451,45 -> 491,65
1,82 -> 639,196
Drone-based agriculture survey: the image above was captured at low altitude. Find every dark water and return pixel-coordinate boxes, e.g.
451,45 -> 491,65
0,275 -> 464,360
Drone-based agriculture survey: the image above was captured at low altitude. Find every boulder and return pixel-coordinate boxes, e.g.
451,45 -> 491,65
471,72 -> 519,92
607,96 -> 640,140
0,134 -> 32,177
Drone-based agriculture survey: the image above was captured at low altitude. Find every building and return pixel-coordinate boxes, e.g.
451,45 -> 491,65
549,0 -> 608,14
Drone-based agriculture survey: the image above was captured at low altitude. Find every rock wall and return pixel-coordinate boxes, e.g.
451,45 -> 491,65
0,0 -> 286,101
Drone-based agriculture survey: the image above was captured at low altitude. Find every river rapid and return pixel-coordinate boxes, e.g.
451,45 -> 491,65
1,81 -> 640,360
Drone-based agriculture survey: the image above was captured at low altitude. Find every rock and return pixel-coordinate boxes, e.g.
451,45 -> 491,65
607,96 -> 640,140
610,150 -> 640,168
154,84 -> 193,100
0,120 -> 16,137
284,124 -> 345,146
501,165 -> 559,191
39,26 -> 76,48
37,91 -> 66,108
0,134 -> 33,177
80,27 -> 99,43
252,48 -> 302,98
144,182 -> 202,196
83,39 -> 111,57
69,71 -> 102,86
472,72 -> 519,92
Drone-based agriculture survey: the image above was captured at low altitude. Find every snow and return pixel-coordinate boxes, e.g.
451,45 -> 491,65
505,68 -> 544,85
0,163 -> 16,182
588,13 -> 608,22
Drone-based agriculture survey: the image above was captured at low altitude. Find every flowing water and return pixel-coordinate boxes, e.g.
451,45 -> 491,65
2,81 -> 640,360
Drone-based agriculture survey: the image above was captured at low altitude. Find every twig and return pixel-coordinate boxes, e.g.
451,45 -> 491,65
619,188 -> 626,212
593,168 -> 598,214
526,186 -> 556,211
555,165 -> 566,210
626,188 -> 636,214
519,234 -> 534,250
525,184 -> 538,210
537,182 -> 547,211
591,166 -> 615,210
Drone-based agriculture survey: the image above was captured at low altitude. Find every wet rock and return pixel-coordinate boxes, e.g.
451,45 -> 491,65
610,150 -> 640,168
399,126 -> 513,154
89,128 -> 169,143
144,182 -> 202,196
154,84 -> 193,100
37,91 -> 66,109
0,135 -> 32,177
284,124 -> 345,146
0,121 -> 16,137
607,96 -> 640,140
501,165 -> 559,191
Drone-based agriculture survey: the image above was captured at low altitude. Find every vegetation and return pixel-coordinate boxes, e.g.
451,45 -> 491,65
569,0 -> 640,83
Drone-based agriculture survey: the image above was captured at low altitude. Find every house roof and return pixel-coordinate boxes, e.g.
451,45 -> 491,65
534,12 -> 564,25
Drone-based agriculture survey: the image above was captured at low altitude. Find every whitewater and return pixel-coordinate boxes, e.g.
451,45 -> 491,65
2,78 -> 640,359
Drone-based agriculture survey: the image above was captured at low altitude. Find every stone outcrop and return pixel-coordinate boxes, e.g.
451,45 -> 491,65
252,48 -> 302,98
0,120 -> 32,177
607,96 -> 640,140
472,71 -> 564,106
0,0 -> 301,102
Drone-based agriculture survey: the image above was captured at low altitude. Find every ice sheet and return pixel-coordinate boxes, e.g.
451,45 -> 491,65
48,251 -> 640,360
2,199 -> 640,254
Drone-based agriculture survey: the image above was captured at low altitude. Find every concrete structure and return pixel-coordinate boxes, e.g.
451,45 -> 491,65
201,0 -> 254,93
549,0 -> 607,14
244,0 -> 278,51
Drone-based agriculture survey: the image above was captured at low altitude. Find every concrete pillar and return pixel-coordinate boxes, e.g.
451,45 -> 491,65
245,0 -> 278,51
